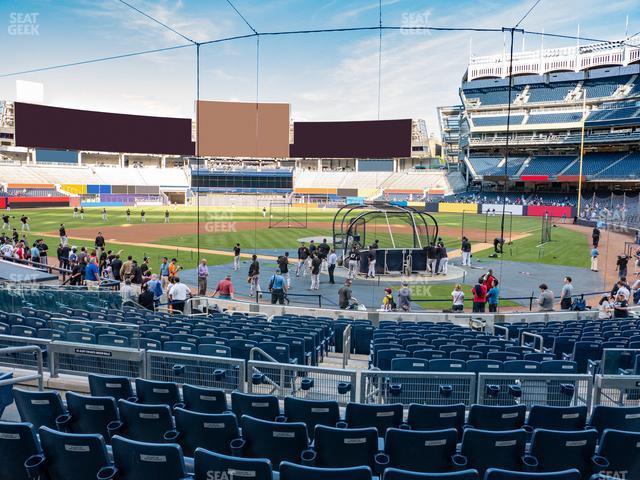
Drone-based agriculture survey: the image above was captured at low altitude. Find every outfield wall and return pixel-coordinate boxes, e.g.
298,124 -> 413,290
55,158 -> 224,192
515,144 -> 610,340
481,204 -> 524,215
426,202 -> 575,218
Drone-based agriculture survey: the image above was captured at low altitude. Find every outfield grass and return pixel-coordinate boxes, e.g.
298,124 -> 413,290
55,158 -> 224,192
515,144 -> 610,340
399,283 -> 520,311
5,206 -> 590,270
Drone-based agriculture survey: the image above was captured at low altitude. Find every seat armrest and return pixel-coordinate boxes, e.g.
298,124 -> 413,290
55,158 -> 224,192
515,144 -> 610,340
55,413 -> 72,432
107,420 -> 124,439
97,466 -> 119,480
24,454 -> 46,479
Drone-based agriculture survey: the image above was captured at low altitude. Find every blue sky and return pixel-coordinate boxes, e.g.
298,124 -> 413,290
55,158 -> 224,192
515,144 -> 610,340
1,0 -> 638,136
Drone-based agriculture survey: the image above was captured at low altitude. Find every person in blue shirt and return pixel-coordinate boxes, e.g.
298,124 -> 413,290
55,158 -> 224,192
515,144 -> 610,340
487,279 -> 500,313
84,259 -> 100,289
268,268 -> 287,305
30,243 -> 40,264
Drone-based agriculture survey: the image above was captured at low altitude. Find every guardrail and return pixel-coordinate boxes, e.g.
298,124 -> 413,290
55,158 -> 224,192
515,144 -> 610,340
342,324 -> 352,369
0,334 -> 51,369
0,345 -> 44,390
493,324 -> 509,340
593,374 -> 640,407
521,332 -> 544,352
49,341 -> 145,379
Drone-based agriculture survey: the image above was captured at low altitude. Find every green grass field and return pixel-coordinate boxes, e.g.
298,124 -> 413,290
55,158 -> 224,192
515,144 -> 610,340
5,205 -> 590,271
400,283 -> 520,310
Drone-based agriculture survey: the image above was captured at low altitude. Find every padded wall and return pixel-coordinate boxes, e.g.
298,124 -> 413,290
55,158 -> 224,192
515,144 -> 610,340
15,102 -> 194,155
197,101 -> 290,158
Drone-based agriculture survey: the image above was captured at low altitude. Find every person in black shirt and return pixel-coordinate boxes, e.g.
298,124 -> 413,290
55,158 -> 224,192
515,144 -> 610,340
138,283 -> 155,310
233,243 -> 241,271
59,224 -> 68,246
69,261 -> 82,285
111,255 -> 122,281
1,214 -> 10,230
11,228 -> 18,244
461,236 -> 472,266
126,208 -> 131,222
318,239 -> 330,259
347,246 -> 360,279
131,260 -> 142,284
140,210 -> 146,223
310,253 -> 322,290
296,242 -> 310,277
37,239 -> 48,266
140,257 -> 151,278
370,239 -> 380,250
426,243 -> 437,276
366,247 -> 376,278
592,227 -> 600,247
617,255 -> 629,278
277,252 -> 290,288
248,254 -> 262,297
95,232 -> 105,255
20,215 -> 30,232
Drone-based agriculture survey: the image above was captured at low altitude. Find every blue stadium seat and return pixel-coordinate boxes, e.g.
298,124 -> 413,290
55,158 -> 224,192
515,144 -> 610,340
66,331 -> 96,344
406,403 -> 465,435
540,361 -> 578,373
562,342 -> 602,373
383,469 -> 480,480
107,435 -> 188,480
13,388 -> 65,430
484,470 -> 581,480
169,408 -> 238,457
163,341 -> 197,354
97,334 -> 130,348
529,429 -> 599,477
312,425 -> 378,470
460,429 -> 529,474
60,392 -> 118,440
589,406 -> 640,435
345,403 -> 404,436
236,415 -> 309,471
526,406 -> 588,431
503,360 -> 540,373
193,448 -> 273,480
284,397 -> 341,434
231,392 -> 281,421
114,399 -> 174,443
198,344 -> 231,357
134,378 -> 182,408
385,427 -> 462,472
88,374 -> 135,401
376,349 -> 410,370
429,359 -> 466,372
183,384 -> 228,414
391,358 -> 429,371
467,405 -> 526,431
466,360 -> 503,373
280,461 -> 372,480
414,349 -> 447,360
35,426 -> 110,480
0,422 -> 41,480
595,429 -> 640,479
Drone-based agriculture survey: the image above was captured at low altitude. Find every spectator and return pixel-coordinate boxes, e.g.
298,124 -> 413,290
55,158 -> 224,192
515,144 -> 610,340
598,295 -> 612,320
120,279 -> 136,304
537,283 -> 554,311
213,274 -> 235,300
159,257 -> 170,290
398,282 -> 412,312
130,260 -> 142,285
472,277 -> 487,313
617,255 -> 629,278
111,255 -> 122,282
338,279 -> 354,309
138,283 -> 155,311
591,246 -> 599,272
268,268 -> 287,305
381,288 -> 396,311
146,274 -> 163,307
168,276 -> 191,313
560,276 -> 573,310
612,292 -> 629,319
85,258 -> 100,289
198,258 -> 208,295
487,279 -> 500,313
120,255 -> 133,281
451,284 -> 465,312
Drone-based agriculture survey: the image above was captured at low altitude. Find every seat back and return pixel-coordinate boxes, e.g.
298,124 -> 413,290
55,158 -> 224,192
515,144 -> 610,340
39,426 -> 110,480
596,429 -> 640,480
173,408 -> 238,457
313,425 -> 378,469
428,359 -> 466,372
345,403 -> 403,436
280,461 -> 372,480
530,428 -> 598,474
193,448 -> 273,480
65,392 -> 118,439
284,397 -> 340,434
461,428 -> 527,474
13,388 -> 65,430
111,435 -> 187,480
134,378 -> 181,406
198,344 -> 231,357
231,392 -> 280,421
589,405 -> 640,435
503,360 -> 540,373
385,428 -> 458,472
117,399 -> 174,443
183,384 -> 227,414
406,403 -> 465,436
239,415 -> 308,471
390,358 -> 429,371
383,469 -> 480,480
88,374 -> 134,400
467,405 -> 526,431
0,422 -> 40,480
527,405 -> 587,431
540,360 -> 577,374
484,469 -> 580,480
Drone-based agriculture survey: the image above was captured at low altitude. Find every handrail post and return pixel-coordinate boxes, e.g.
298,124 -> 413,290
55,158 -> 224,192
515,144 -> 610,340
493,324 -> 509,340
0,345 -> 44,390
342,324 -> 352,369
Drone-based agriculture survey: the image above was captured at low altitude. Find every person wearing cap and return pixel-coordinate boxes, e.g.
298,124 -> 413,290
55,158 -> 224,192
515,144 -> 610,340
198,258 -> 208,295
213,274 -> 235,300
268,268 -> 287,305
338,279 -> 354,309
382,288 -> 396,311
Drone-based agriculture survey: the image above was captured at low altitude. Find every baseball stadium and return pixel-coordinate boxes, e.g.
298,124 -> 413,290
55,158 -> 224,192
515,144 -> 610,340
0,1 -> 640,480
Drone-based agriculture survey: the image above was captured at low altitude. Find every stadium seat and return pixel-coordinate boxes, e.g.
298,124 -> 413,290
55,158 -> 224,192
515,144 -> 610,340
13,388 -> 65,430
589,406 -> 640,434
236,415 -> 309,471
182,384 -> 228,414
107,435 -> 189,480
391,358 -> 429,371
134,378 -> 182,408
384,427 -> 462,472
460,428 -> 529,474
35,426 -> 110,480
406,403 -> 465,435
193,448 -> 273,480
382,469 -> 480,480
169,408 -> 238,457
0,422 -> 41,480
280,461 -> 373,480
312,425 -> 379,470
345,403 -> 404,436
466,359 -> 503,373
484,470 -> 581,480
59,392 -> 118,440
231,392 -> 282,421
503,360 -> 540,373
163,341 -> 197,354
526,406 -> 588,431
284,397 -> 341,434
467,405 -> 526,431
529,429 -> 599,477
429,359 -> 466,372
88,374 -> 135,401
114,399 -> 174,443
595,429 -> 640,479
198,344 -> 231,357
413,349 -> 447,360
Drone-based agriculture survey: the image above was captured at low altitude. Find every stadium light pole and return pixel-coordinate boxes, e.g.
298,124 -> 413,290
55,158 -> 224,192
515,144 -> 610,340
577,89 -> 587,217
196,42 -> 201,262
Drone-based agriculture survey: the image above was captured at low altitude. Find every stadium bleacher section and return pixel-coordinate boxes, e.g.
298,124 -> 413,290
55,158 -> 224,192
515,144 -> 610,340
526,112 -> 583,125
472,115 -> 524,127
519,156 -> 577,177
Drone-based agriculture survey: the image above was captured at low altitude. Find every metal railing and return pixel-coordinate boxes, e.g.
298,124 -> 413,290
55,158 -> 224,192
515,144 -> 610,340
521,332 -> 544,352
593,374 -> 640,407
0,345 -> 44,390
49,341 -> 145,379
0,334 -> 50,369
248,359 -> 357,404
493,324 -> 509,340
342,324 -> 352,369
